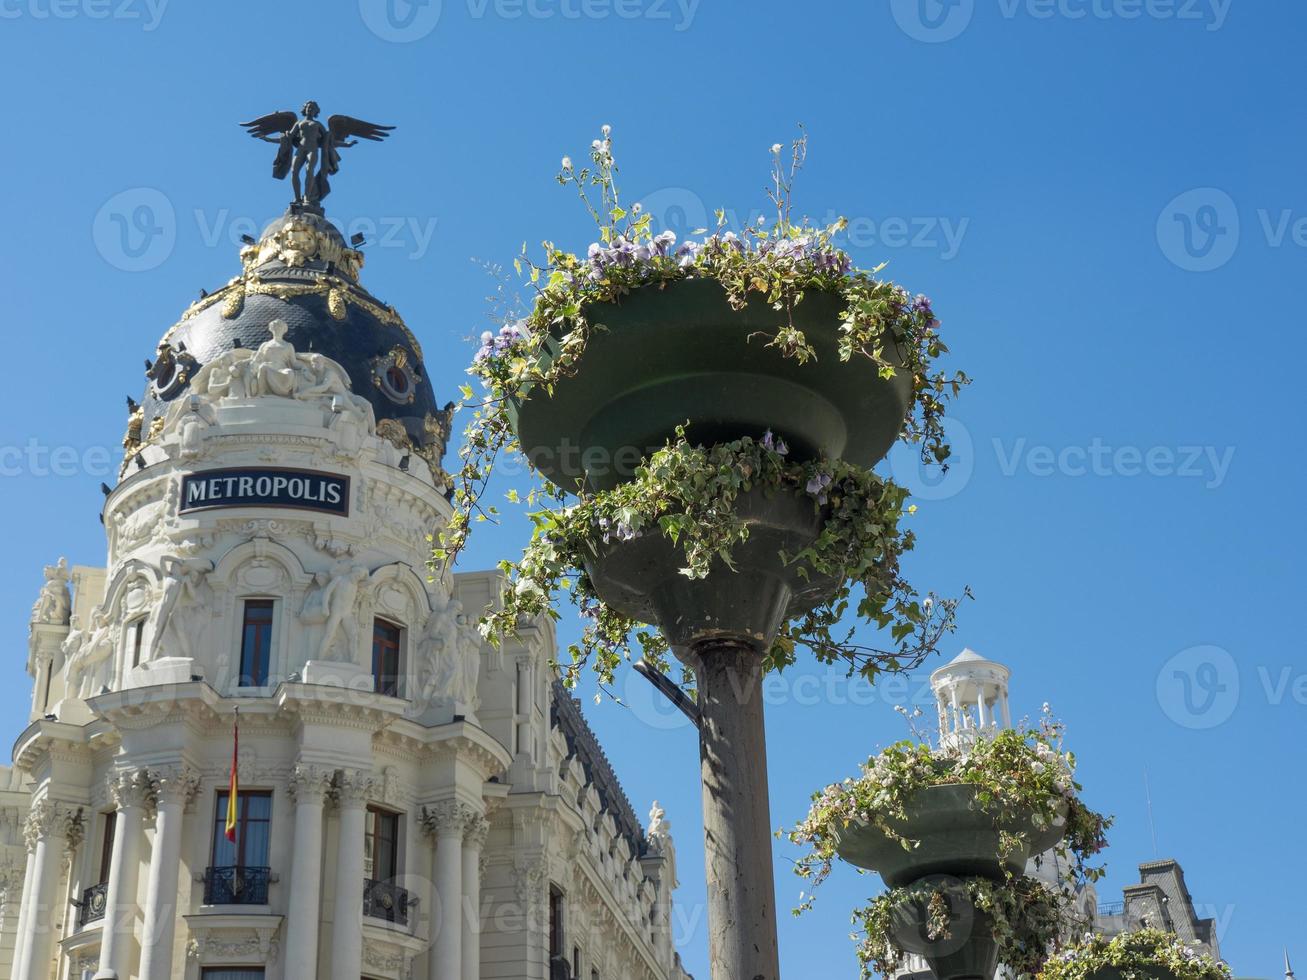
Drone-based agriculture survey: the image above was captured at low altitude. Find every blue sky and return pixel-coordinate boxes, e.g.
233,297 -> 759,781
1,1 -> 1303,976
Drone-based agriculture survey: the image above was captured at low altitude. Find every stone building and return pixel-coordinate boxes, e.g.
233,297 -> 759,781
1,202 -> 692,980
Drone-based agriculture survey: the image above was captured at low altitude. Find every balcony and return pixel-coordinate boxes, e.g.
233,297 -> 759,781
78,881 -> 108,926
203,866 -> 271,906
1097,900 -> 1126,917
363,878 -> 411,926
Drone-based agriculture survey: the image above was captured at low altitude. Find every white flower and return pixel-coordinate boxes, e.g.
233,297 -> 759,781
561,156 -> 572,170
771,143 -> 782,154
601,124 -> 612,137
632,202 -> 642,214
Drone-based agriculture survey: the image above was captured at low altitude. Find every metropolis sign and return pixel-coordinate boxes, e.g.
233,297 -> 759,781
179,468 -> 350,516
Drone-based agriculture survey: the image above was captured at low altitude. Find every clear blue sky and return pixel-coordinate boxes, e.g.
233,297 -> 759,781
1,2 -> 1302,977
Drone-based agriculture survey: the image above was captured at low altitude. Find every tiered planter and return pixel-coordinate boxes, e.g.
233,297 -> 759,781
509,277 -> 914,979
1039,929 -> 1232,980
833,785 -> 1069,980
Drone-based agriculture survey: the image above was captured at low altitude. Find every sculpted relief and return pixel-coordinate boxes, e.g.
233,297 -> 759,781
416,594 -> 482,709
301,561 -> 370,661
169,318 -> 374,430
31,558 -> 71,627
151,556 -> 214,661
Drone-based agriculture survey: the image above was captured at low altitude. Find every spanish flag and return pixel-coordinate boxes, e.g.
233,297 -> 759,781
225,709 -> 239,843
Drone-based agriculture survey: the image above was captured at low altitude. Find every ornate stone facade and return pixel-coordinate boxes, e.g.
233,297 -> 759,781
1,210 -> 691,980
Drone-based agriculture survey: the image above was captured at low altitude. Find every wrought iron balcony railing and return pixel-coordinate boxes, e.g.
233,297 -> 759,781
363,877 -> 411,926
203,865 -> 271,905
1097,900 -> 1126,917
78,880 -> 109,926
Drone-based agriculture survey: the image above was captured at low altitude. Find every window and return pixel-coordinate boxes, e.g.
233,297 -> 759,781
200,970 -> 265,979
371,619 -> 403,698
127,617 -> 146,669
573,945 -> 582,977
211,791 -> 272,869
548,885 -> 565,959
98,811 -> 117,884
365,806 -> 400,881
207,791 -> 272,905
238,600 -> 275,686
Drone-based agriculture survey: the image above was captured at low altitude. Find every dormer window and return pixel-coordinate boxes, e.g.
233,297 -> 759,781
371,618 -> 403,697
238,600 -> 275,687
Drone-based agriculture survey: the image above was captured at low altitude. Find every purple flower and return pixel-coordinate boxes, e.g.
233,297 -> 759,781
762,430 -> 775,451
806,472 -> 832,505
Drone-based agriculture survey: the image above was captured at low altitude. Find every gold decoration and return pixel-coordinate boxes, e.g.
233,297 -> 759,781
222,288 -> 245,319
327,288 -> 347,321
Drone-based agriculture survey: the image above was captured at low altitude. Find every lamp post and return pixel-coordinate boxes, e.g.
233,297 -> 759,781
511,280 -> 913,978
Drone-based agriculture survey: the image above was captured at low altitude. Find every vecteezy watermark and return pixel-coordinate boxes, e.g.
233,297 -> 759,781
93,188 -> 176,272
0,441 -> 117,479
993,437 -> 1236,489
891,0 -> 1231,42
1158,187 -> 1307,273
194,209 -> 439,260
1156,188 -> 1240,272
358,0 -> 443,40
359,0 -> 697,41
0,0 -> 169,30
888,419 -> 1236,501
1156,645 -> 1240,729
637,186 -> 971,261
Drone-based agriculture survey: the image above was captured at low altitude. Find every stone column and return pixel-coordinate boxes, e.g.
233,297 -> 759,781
976,691 -> 989,729
330,770 -> 371,980
425,801 -> 466,980
138,768 -> 197,980
14,799 -> 84,980
9,845 -> 38,975
461,813 -> 489,980
97,769 -> 152,980
284,765 -> 330,980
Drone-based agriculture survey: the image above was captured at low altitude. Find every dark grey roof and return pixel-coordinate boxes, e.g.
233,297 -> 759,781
135,207 -> 452,468
550,680 -> 647,858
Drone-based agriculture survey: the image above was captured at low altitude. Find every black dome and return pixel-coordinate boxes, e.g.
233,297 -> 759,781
133,207 -> 452,473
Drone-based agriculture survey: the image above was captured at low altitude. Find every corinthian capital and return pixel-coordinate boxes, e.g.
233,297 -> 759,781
334,769 -> 375,808
464,812 -> 490,849
289,764 -> 332,805
108,768 -> 154,811
23,799 -> 84,851
422,799 -> 476,838
150,767 -> 201,807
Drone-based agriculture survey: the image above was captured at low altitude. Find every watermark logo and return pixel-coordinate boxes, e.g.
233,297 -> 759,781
891,0 -> 975,42
93,188 -> 176,272
889,417 -> 975,501
1156,188 -> 1240,272
358,0 -> 443,41
1156,645 -> 1239,729
0,0 -> 169,30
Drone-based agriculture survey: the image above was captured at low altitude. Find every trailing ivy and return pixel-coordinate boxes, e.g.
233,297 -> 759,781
1040,929 -> 1232,980
436,128 -> 968,684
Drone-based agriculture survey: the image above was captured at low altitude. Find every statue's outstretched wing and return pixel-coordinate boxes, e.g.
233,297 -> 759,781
240,110 -> 297,141
327,115 -> 395,145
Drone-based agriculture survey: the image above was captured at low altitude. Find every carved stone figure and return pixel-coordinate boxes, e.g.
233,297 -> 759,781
250,319 -> 299,397
648,801 -> 668,840
309,562 -> 370,661
150,556 -> 214,662
63,610 -> 115,700
452,607 -> 482,707
418,596 -> 461,702
173,320 -> 373,430
241,102 -> 395,206
31,557 -> 71,626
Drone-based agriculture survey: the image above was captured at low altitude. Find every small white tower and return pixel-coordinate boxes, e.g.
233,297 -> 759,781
930,648 -> 1012,750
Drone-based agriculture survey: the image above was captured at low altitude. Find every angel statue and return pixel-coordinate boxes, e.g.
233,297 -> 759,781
241,101 -> 394,206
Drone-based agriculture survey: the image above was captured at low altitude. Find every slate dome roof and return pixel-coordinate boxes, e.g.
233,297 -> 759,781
127,206 -> 452,476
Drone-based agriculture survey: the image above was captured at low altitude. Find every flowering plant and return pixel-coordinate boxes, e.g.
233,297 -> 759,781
788,711 -> 1112,902
438,128 -> 968,684
1040,930 -> 1231,980
855,875 -> 1076,980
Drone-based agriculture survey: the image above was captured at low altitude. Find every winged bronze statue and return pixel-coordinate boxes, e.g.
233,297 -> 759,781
241,101 -> 394,206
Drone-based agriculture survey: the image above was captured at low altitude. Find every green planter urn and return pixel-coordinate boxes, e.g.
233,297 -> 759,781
889,881 -> 1001,980
832,784 -> 1068,888
510,278 -> 912,492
